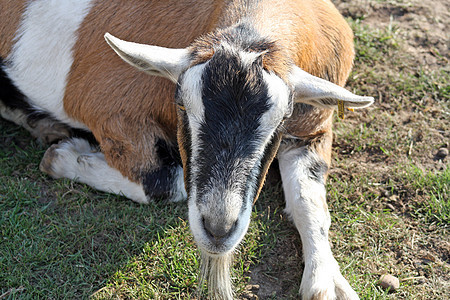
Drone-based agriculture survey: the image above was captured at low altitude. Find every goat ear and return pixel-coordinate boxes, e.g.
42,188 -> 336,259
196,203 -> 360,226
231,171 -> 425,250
104,33 -> 190,83
289,66 -> 374,109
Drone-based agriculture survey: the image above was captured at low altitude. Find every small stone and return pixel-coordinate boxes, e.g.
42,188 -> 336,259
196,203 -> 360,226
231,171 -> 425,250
388,194 -> 398,201
379,274 -> 400,292
436,147 -> 448,159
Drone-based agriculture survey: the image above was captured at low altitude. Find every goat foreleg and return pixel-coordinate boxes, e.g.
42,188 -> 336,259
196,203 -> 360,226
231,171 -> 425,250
278,144 -> 359,300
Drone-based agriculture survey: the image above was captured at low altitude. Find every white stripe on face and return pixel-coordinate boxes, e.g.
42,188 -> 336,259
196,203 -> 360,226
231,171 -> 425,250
178,62 -> 206,200
180,63 -> 207,124
259,70 -> 291,136
4,0 -> 93,130
245,70 -> 291,164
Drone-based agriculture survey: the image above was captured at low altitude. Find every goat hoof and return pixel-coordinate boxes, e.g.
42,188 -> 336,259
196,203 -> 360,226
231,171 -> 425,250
302,283 -> 359,300
300,264 -> 359,300
40,144 -> 61,178
28,118 -> 71,145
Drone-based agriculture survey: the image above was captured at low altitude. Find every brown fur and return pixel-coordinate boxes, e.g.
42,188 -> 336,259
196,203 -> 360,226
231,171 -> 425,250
252,0 -> 353,140
176,113 -> 190,189
0,1 -> 26,58
253,132 -> 283,204
65,0 -> 225,181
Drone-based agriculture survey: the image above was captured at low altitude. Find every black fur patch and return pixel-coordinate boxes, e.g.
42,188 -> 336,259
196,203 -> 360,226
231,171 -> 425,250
307,156 -> 328,183
142,139 -> 182,200
194,42 -> 272,202
155,138 -> 181,167
71,128 -> 99,147
0,57 -> 98,146
0,57 -> 36,115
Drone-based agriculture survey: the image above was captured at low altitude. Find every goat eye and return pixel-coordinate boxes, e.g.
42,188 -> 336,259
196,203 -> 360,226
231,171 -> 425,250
177,104 -> 186,111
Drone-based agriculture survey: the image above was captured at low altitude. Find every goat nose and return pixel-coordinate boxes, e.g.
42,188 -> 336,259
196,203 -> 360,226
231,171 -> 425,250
202,217 -> 236,240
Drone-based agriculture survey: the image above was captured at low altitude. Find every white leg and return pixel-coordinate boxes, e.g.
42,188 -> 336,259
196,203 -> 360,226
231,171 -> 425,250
278,146 -> 359,300
40,138 -> 148,203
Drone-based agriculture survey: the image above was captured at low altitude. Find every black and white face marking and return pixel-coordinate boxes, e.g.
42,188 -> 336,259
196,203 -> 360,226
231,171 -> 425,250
176,44 -> 292,255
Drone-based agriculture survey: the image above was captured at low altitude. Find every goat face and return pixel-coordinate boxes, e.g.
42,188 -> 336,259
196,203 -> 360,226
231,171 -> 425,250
104,33 -> 373,256
176,47 -> 291,255
104,33 -> 291,255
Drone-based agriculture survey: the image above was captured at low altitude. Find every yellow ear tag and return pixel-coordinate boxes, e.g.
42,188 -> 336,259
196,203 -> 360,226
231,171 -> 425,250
338,100 -> 345,119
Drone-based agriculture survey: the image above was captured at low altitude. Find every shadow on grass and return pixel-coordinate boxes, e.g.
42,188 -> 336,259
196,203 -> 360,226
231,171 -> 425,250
0,118 -> 192,299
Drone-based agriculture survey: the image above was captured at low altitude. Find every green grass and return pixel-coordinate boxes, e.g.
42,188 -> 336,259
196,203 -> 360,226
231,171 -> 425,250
405,166 -> 449,226
1,125 -> 447,299
0,141 -> 291,299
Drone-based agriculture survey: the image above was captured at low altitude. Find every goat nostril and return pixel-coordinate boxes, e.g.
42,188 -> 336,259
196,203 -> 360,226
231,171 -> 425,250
231,220 -> 238,232
202,217 -> 211,236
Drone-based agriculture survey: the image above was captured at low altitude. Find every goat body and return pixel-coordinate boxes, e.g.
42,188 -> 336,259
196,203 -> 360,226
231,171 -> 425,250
0,1 -> 373,299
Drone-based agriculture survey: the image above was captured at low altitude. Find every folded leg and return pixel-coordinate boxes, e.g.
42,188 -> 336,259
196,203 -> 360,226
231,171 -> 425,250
40,138 -> 149,203
40,137 -> 188,203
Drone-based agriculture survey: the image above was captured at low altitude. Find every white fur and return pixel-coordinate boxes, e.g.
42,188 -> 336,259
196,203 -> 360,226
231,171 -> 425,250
221,41 -> 263,68
4,0 -> 93,130
189,188 -> 252,254
239,50 -> 263,66
180,63 -> 207,123
180,62 -> 207,192
278,146 -> 359,300
199,250 -> 234,300
104,33 -> 190,83
260,70 -> 291,130
170,166 -> 188,202
289,66 -> 374,109
41,138 -> 148,204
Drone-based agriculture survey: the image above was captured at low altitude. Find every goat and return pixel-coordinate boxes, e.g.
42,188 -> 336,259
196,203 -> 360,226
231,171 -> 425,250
0,0 -> 374,299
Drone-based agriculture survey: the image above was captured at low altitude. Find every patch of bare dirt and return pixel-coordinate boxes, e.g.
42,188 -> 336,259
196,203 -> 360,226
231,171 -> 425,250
243,230 -> 303,299
335,0 -> 449,71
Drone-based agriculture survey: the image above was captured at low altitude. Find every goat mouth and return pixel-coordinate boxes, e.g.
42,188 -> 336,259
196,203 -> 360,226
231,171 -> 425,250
198,238 -> 236,256
200,244 -> 237,258
202,249 -> 227,256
